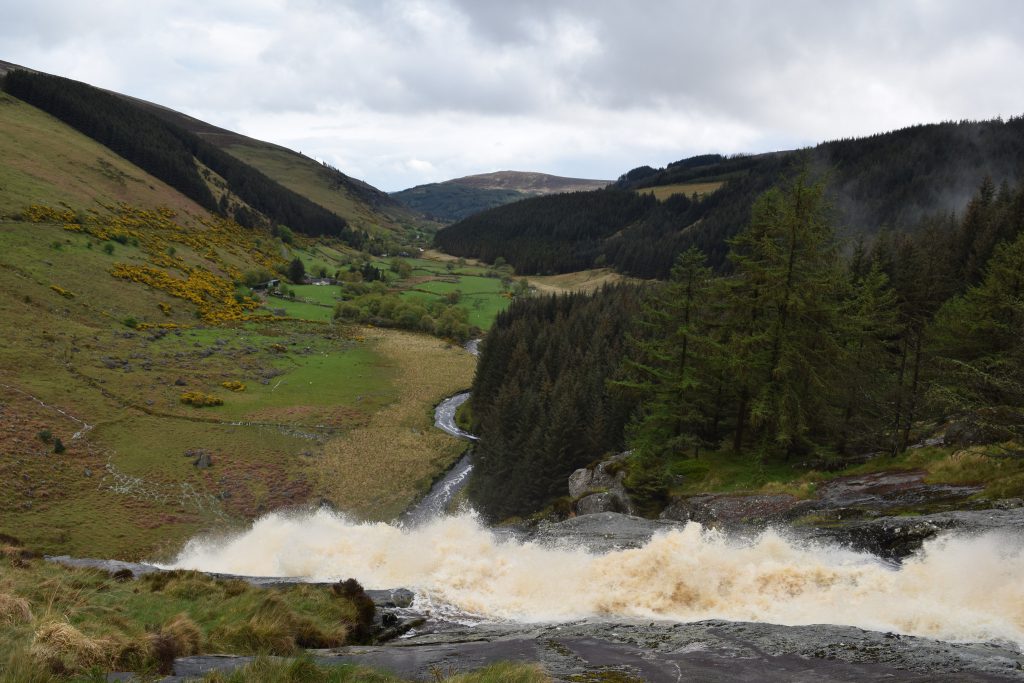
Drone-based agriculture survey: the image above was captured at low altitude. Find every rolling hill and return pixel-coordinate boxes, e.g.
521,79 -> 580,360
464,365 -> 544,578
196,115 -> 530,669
391,170 -> 610,222
0,60 -> 433,245
436,117 -> 1024,278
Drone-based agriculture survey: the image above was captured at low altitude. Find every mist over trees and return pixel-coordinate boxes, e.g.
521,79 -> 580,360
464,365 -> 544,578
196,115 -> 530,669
435,117 -> 1024,280
467,174 -> 1024,519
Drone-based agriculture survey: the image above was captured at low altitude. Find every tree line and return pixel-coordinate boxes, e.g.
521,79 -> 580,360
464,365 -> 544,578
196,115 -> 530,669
466,174 -> 1024,519
434,117 -> 1024,280
2,69 -> 364,245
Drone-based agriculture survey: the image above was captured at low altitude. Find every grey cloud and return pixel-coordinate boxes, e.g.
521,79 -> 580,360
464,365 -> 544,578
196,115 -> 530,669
4,0 -> 1024,190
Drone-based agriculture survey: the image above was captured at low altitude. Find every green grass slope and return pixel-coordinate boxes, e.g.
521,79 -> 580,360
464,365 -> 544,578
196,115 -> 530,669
222,141 -> 433,241
125,93 -> 435,241
0,92 -> 205,218
0,95 -> 474,560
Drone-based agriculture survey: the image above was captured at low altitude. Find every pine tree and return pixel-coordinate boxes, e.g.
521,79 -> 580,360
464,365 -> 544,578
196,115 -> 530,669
928,230 -> 1024,440
620,248 -> 714,459
835,264 -> 900,455
721,172 -> 845,457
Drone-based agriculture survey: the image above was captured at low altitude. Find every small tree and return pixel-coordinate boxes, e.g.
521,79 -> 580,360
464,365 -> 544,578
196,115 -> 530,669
287,257 -> 306,284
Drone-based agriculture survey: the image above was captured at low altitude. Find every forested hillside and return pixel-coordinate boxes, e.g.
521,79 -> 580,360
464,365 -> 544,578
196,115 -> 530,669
436,117 -> 1024,278
2,69 -> 365,244
467,174 -> 1024,519
433,189 -> 656,273
468,286 -> 641,518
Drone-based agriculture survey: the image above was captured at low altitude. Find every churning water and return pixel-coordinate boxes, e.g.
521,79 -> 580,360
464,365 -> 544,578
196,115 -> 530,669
166,509 -> 1024,647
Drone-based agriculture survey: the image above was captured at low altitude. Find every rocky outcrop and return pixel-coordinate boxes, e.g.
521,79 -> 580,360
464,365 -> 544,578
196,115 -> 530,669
162,619 -> 1024,682
567,452 -> 635,515
655,470 -> 1023,559
799,505 -> 1024,559
660,493 -> 813,527
529,511 -> 680,552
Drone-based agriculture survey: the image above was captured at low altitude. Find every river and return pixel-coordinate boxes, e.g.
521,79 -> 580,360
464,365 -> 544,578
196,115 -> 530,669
400,340 -> 481,524
153,336 -> 1024,679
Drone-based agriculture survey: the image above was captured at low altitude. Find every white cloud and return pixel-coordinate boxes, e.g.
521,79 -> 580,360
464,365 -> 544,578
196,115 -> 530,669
3,0 -> 1024,190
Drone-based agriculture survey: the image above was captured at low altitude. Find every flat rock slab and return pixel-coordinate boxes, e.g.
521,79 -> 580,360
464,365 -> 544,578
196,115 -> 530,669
529,511 -> 681,552
155,620 -> 1024,682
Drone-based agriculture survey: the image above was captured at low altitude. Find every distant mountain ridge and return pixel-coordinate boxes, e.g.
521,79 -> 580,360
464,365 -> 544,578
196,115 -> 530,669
391,170 -> 610,222
447,170 -> 610,194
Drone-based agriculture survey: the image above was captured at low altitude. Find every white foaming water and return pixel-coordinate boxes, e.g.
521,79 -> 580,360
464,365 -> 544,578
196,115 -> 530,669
165,509 -> 1024,647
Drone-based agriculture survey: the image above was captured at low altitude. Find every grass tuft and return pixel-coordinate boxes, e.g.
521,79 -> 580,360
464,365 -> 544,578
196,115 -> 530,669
0,593 -> 33,625
29,620 -> 110,674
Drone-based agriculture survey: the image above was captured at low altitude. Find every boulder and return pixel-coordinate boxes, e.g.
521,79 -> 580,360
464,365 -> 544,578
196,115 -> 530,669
575,492 -> 625,515
568,452 -> 635,515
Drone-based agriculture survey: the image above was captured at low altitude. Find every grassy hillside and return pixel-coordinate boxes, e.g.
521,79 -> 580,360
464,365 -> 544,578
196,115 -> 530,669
0,94 -> 474,561
123,89 -> 434,241
637,181 -> 724,201
0,61 -> 435,249
0,92 -> 204,217
222,142 -> 431,241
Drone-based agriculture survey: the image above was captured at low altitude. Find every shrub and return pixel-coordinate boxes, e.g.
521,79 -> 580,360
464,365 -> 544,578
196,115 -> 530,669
222,381 -> 246,392
49,285 -> 74,299
52,438 -> 65,454
287,257 -> 305,284
37,429 -> 52,444
180,391 -> 224,407
102,243 -> 115,255
242,268 -> 275,287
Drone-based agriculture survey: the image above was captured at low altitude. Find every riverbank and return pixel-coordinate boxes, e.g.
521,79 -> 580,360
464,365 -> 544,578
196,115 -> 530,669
37,507 -> 1024,681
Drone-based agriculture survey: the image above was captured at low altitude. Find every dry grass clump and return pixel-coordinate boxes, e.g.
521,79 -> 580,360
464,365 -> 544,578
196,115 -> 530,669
923,447 -> 1024,498
149,612 -> 203,674
161,612 -> 202,655
209,593 -> 348,655
0,593 -> 33,625
29,620 -> 112,674
446,662 -> 552,683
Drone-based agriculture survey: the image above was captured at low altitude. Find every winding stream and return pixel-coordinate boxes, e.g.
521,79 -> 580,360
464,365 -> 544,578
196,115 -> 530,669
402,340 -> 480,524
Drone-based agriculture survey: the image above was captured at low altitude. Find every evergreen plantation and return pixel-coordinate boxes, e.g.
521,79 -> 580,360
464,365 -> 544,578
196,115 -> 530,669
436,117 -> 1024,278
466,173 -> 1024,519
2,70 -> 365,245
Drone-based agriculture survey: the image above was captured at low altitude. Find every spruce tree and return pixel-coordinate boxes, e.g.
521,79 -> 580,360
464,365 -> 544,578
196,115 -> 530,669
721,172 -> 844,457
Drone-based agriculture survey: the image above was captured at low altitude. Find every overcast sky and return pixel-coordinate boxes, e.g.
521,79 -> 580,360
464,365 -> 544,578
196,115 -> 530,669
4,1 -> 1024,191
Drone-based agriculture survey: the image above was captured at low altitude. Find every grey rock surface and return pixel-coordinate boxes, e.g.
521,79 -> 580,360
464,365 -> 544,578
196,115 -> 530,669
157,620 -> 1024,682
568,452 -> 635,515
529,511 -> 680,552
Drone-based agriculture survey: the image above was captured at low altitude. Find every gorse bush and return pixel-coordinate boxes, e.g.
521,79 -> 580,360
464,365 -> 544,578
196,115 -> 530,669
180,391 -> 223,407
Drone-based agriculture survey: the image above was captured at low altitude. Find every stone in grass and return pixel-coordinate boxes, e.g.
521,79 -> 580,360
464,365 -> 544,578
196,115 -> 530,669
184,448 -> 213,469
